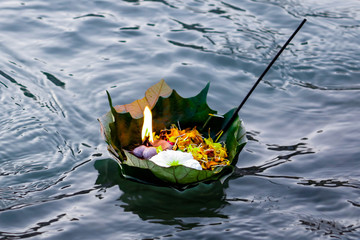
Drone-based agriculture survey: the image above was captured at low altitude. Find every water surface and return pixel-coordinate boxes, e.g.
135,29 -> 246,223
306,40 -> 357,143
0,0 -> 359,239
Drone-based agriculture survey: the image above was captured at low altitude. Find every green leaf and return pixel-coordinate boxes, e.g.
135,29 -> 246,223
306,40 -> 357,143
98,80 -> 247,187
124,151 -> 222,185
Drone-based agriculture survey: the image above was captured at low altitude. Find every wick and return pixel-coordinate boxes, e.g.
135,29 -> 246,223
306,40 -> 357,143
142,136 -> 153,147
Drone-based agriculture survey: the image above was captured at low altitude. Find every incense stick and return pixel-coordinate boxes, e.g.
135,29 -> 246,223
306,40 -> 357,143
217,19 -> 307,138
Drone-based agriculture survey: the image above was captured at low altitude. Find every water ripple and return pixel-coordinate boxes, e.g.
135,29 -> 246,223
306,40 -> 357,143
41,71 -> 66,88
73,13 -> 106,19
298,179 -> 360,189
0,213 -> 66,239
300,217 -> 360,239
0,70 -> 37,100
0,0 -> 360,239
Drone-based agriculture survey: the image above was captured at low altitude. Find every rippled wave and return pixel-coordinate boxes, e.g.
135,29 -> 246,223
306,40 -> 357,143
1,0 -> 360,239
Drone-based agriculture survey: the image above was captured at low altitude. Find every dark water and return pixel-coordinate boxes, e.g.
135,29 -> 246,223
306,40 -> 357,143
1,0 -> 359,239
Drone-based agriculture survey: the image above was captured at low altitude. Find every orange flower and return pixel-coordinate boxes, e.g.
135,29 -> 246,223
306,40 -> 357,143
154,125 -> 229,170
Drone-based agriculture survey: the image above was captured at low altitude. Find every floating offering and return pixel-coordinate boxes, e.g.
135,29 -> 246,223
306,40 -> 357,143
98,20 -> 307,188
98,80 -> 247,188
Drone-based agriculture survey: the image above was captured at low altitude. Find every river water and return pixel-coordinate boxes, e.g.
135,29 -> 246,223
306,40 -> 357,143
0,0 -> 359,239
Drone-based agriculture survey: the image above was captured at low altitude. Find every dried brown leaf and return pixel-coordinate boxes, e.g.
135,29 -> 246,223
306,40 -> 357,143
114,79 -> 172,118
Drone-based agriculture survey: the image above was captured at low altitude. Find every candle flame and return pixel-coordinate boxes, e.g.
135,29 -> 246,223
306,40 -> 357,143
141,106 -> 154,143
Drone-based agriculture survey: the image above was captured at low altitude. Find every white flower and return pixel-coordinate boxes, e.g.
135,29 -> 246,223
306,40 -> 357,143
149,150 -> 202,170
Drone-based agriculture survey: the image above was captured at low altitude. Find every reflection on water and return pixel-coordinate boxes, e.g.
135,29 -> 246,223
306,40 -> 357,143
94,159 -> 229,226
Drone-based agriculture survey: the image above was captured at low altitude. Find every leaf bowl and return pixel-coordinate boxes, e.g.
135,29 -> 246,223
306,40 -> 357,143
98,80 -> 247,189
